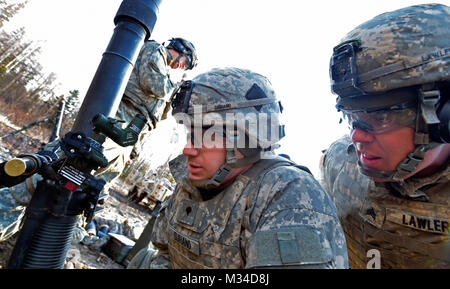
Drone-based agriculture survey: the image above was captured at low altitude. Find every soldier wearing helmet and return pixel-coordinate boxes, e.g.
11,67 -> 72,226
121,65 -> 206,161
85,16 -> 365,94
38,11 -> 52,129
95,37 -> 198,190
164,38 -> 198,70
118,37 -> 197,127
129,67 -> 348,269
320,4 -> 450,268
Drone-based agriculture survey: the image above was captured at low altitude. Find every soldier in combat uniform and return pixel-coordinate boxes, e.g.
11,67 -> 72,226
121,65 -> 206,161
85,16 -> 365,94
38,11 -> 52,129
129,67 -> 348,269
95,37 -> 198,185
320,4 -> 450,268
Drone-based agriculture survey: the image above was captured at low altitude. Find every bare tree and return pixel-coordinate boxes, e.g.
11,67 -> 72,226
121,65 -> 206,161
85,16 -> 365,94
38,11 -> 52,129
0,1 -> 27,29
0,0 -> 72,138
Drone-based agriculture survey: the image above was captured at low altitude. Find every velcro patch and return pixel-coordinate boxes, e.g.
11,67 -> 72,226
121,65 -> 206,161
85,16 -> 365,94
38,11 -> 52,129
250,226 -> 332,268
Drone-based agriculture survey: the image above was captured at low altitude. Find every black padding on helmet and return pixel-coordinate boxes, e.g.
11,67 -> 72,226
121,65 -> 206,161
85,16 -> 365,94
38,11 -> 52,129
330,40 -> 365,98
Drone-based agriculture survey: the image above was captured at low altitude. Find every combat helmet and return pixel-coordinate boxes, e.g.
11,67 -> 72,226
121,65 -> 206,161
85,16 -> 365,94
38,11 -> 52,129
165,37 -> 198,69
329,4 -> 450,181
171,67 -> 285,189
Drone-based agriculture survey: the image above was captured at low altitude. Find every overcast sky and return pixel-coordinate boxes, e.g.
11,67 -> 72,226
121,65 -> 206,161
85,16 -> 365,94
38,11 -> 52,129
4,0 -> 442,177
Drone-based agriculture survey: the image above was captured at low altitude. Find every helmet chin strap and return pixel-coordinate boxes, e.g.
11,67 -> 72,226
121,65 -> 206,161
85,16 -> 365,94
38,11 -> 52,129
357,85 -> 442,181
190,148 -> 262,191
357,142 -> 440,181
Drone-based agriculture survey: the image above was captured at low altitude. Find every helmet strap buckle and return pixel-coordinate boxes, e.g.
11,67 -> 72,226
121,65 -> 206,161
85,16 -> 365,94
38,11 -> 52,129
419,85 -> 441,125
392,142 -> 440,181
206,164 -> 231,189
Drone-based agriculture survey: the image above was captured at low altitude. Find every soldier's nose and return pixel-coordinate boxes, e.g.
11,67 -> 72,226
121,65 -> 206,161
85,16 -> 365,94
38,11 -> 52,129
351,127 -> 375,143
183,141 -> 199,156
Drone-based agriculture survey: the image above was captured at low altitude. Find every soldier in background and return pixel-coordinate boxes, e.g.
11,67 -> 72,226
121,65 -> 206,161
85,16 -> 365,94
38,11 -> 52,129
95,37 -> 198,188
129,67 -> 348,269
320,4 -> 450,268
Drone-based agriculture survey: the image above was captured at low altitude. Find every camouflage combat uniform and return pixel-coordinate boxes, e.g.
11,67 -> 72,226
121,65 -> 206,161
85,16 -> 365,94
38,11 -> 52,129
117,40 -> 177,129
148,156 -> 348,269
321,135 -> 450,268
168,154 -> 187,184
95,40 -> 179,183
130,67 -> 350,269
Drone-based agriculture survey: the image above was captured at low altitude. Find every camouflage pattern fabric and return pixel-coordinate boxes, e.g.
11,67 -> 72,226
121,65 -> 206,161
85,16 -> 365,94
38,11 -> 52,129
334,4 -> 450,97
320,135 -> 450,268
93,136 -> 134,185
183,67 -> 283,150
117,40 -> 178,130
147,159 -> 348,269
168,154 -> 188,185
96,40 -> 179,183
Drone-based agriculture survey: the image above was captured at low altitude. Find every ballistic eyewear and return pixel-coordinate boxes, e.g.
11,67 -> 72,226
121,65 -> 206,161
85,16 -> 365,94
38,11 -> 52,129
342,108 -> 417,134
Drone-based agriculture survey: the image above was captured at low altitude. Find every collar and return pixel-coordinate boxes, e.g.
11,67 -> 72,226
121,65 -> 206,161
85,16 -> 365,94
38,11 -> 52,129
177,174 -> 251,240
386,161 -> 450,202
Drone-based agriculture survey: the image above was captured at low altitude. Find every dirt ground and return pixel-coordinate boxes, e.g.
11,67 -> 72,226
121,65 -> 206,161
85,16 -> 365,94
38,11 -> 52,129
0,122 -> 154,269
